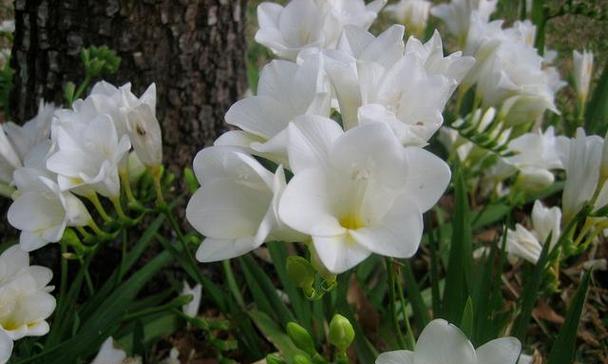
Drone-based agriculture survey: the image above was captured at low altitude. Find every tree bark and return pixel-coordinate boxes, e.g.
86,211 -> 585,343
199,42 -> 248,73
10,0 -> 248,171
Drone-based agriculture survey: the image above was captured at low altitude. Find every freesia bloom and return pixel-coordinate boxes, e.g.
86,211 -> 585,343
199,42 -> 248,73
376,319 -> 520,364
0,246 -> 56,343
255,0 -> 385,60
182,281 -> 202,318
505,200 -> 561,263
0,101 -> 55,185
47,113 -> 131,199
8,170 -> 91,251
217,56 -> 330,165
186,146 -> 304,263
504,126 -> 563,191
325,25 -> 473,144
572,49 -> 594,106
431,0 -> 497,44
384,0 -> 432,37
559,128 -> 607,222
279,120 -> 450,273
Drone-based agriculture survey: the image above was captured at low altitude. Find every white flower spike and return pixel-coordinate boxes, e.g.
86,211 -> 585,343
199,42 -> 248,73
376,319 -> 521,364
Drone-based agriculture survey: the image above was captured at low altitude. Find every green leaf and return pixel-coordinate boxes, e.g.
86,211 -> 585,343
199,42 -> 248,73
460,298 -> 474,339
402,260 -> 430,329
547,271 -> 591,364
586,62 -> 608,135
240,255 -> 295,327
442,168 -> 473,323
248,310 -> 310,364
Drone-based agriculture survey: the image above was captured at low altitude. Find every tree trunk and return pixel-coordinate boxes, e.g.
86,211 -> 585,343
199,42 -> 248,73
10,0 -> 248,171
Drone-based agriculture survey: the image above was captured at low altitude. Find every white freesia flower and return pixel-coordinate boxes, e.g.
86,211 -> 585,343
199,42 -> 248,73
217,56 -> 330,165
0,101 -> 56,185
161,348 -> 180,364
573,49 -> 594,105
126,103 -> 163,167
279,121 -> 450,273
8,171 -> 91,251
431,0 -> 497,44
504,126 -> 563,191
186,146 -> 305,263
90,337 -> 127,364
0,246 -> 56,342
47,113 -> 131,198
0,330 -> 12,364
325,25 -> 473,144
384,0 -> 432,37
182,281 -> 202,318
255,0 -> 385,60
376,319 -> 520,364
506,200 -> 561,263
559,128 -> 606,222
463,17 -> 563,125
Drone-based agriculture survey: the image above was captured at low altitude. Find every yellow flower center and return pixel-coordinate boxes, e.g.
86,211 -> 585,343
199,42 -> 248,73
339,213 -> 365,230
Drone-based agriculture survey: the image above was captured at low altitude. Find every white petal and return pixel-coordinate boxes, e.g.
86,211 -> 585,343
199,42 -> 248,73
476,337 -> 521,364
331,123 -> 407,189
278,169 -> 345,237
192,146 -> 273,188
8,191 -> 64,232
0,330 -> 13,364
0,245 -> 29,279
376,350 -> 414,364
225,95 -> 292,139
195,237 -> 263,263
286,115 -> 343,173
351,195 -> 423,258
414,319 -> 476,364
312,233 -> 371,274
186,178 -> 272,240
403,147 -> 451,212
91,337 -> 127,364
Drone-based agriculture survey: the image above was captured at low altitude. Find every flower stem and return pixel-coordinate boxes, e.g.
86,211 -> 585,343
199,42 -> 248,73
87,193 -> 112,223
387,258 -> 408,350
120,170 -> 145,211
397,265 -> 417,350
111,197 -> 134,224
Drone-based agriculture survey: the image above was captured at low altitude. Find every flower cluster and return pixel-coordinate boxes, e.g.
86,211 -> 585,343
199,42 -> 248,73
3,81 -> 162,252
186,0 -> 475,274
0,246 -> 55,363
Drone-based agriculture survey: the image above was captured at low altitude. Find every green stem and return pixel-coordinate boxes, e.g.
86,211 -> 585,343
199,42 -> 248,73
223,260 -> 245,308
0,183 -> 15,198
87,219 -> 112,240
387,258 -> 408,350
73,73 -> 92,101
120,169 -> 145,211
111,197 -> 134,224
87,193 -> 112,223
59,239 -> 69,301
396,266 -> 416,350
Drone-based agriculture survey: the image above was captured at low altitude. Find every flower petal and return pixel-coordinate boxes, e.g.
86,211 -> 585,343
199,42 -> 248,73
414,319 -> 476,364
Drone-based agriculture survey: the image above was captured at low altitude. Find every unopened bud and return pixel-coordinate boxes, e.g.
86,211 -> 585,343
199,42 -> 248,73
286,256 -> 316,297
328,314 -> 355,351
286,322 -> 316,355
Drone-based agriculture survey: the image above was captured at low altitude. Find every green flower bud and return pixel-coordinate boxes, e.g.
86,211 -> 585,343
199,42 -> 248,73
293,354 -> 313,364
286,256 -> 316,297
286,322 -> 316,355
265,353 -> 286,364
328,314 -> 355,351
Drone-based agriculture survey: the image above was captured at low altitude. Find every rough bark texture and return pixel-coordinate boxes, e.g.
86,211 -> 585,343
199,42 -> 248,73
10,0 -> 248,171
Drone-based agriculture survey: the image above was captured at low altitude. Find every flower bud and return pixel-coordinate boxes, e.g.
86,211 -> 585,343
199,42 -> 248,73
127,103 -> 163,168
573,49 -> 593,106
293,354 -> 313,364
286,322 -> 316,355
286,256 -> 316,297
328,314 -> 355,351
515,167 -> 554,192
266,353 -> 287,364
